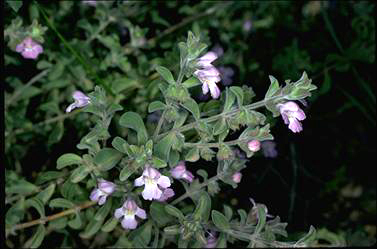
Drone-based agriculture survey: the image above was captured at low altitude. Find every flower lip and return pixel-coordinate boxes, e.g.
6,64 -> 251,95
16,37 -> 43,59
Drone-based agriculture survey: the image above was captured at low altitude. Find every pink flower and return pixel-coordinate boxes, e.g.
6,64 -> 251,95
114,199 -> 147,230
170,161 -> 194,183
277,101 -> 306,133
261,141 -> 278,158
232,172 -> 242,183
157,188 -> 175,202
134,167 -> 171,201
247,140 -> 261,152
66,91 -> 90,113
89,179 -> 116,205
15,37 -> 43,59
194,52 -> 221,99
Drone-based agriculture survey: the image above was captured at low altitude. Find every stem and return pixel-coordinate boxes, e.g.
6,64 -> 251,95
8,201 -> 96,234
153,109 -> 167,140
157,95 -> 284,140
5,69 -> 50,110
170,174 -> 221,205
85,17 -> 114,45
184,138 -> 251,148
8,110 -> 81,136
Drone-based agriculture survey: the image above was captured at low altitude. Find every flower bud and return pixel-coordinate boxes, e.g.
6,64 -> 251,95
248,140 -> 261,152
232,172 -> 242,183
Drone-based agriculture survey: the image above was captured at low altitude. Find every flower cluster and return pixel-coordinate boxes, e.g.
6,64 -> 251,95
194,52 -> 221,99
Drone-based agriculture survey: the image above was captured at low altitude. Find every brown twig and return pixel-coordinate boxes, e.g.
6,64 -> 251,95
8,201 -> 96,234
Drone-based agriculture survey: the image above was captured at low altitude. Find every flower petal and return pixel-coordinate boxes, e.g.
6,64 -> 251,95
98,195 -> 107,205
142,183 -> 162,200
121,215 -> 138,230
134,176 -> 145,187
136,207 -> 147,219
114,207 -> 124,219
208,82 -> 220,99
202,81 -> 209,95
66,103 -> 78,113
157,175 -> 171,189
89,189 -> 100,202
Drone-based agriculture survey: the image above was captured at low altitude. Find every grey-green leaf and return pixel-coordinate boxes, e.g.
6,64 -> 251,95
94,148 -> 123,171
181,98 -> 200,120
70,165 -> 90,183
211,210 -> 230,231
254,205 -> 267,235
148,101 -> 166,113
182,77 -> 201,88
26,197 -> 45,218
23,225 -> 45,248
56,153 -> 82,169
164,204 -> 185,221
49,198 -> 75,209
7,0 -> 23,12
36,183 -> 56,204
193,192 -> 211,222
119,112 -> 148,144
156,66 -> 175,85
265,75 -> 280,99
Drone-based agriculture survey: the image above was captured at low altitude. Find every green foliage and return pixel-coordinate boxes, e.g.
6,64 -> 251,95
6,1 -> 372,248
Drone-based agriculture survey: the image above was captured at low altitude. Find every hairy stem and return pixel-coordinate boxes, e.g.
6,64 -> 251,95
8,201 -> 96,235
170,174 -> 221,205
157,95 -> 284,140
153,109 -> 167,140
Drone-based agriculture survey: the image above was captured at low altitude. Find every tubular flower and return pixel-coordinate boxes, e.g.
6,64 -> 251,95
205,232 -> 218,248
277,101 -> 306,133
194,52 -> 221,99
114,199 -> 147,230
157,188 -> 175,202
89,179 -> 116,205
16,37 -> 43,59
247,140 -> 261,152
66,91 -> 90,113
170,161 -> 194,183
232,172 -> 242,183
134,167 -> 171,201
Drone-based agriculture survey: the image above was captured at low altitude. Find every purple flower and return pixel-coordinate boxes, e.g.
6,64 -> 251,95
134,167 -> 171,201
261,141 -> 278,158
15,37 -> 43,60
247,140 -> 261,152
157,188 -> 175,202
194,52 -> 221,99
277,101 -> 306,133
170,161 -> 194,183
66,91 -> 90,113
89,179 -> 116,205
232,172 -> 242,183
114,199 -> 147,230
